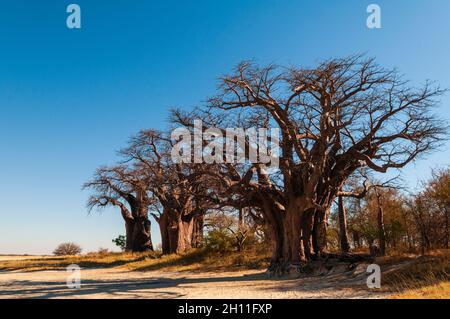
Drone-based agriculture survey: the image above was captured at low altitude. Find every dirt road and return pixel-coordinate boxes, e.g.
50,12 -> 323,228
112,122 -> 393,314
0,266 -> 391,299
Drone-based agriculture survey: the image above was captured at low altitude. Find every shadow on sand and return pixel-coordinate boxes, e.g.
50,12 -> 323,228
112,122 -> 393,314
0,272 -> 272,299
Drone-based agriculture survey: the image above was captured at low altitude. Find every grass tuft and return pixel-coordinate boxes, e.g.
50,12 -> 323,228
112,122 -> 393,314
381,250 -> 449,298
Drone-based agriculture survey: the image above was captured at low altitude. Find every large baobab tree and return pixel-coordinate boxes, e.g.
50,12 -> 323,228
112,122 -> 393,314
84,166 -> 154,252
120,129 -> 210,254
187,55 -> 446,273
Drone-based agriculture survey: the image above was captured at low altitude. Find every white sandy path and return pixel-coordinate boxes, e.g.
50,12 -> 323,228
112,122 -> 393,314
0,266 -> 391,299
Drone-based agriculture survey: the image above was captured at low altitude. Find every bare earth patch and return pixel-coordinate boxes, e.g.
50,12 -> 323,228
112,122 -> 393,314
0,266 -> 390,299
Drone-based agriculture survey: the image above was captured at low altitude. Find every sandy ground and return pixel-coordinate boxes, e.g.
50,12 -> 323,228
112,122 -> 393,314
0,265 -> 392,299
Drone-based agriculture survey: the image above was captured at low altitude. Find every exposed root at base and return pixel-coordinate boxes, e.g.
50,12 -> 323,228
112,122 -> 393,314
267,253 -> 375,278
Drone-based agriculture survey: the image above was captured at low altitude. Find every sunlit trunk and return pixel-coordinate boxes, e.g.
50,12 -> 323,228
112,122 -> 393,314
266,198 -> 311,275
338,196 -> 351,253
124,218 -> 134,251
175,216 -> 195,253
165,210 -> 197,254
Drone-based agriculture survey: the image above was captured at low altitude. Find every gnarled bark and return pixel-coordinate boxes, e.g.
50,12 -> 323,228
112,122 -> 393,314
159,207 -> 204,254
171,56 -> 446,275
130,215 -> 153,251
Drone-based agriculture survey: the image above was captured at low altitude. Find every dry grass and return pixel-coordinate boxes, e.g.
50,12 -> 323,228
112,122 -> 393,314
127,248 -> 270,272
0,248 -> 270,273
391,282 -> 450,299
380,249 -> 449,298
0,251 -> 159,271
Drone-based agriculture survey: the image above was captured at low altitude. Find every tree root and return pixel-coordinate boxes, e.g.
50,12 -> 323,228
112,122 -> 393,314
267,253 -> 375,278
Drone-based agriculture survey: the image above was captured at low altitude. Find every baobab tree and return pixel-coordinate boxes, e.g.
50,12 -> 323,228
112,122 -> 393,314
84,165 -> 154,252
181,55 -> 446,273
119,129 -> 211,254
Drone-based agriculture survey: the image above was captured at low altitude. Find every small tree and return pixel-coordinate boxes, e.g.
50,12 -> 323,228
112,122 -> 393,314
97,248 -> 110,255
112,235 -> 127,251
204,212 -> 259,252
53,242 -> 82,256
204,213 -> 235,252
411,168 -> 450,252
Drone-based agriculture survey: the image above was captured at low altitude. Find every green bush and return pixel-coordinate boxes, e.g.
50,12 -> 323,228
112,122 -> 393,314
204,229 -> 235,252
112,235 -> 126,251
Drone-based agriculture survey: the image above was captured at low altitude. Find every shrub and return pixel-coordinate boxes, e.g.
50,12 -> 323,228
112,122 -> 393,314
204,229 -> 235,252
112,235 -> 126,251
204,212 -> 264,253
53,242 -> 82,256
97,248 -> 110,255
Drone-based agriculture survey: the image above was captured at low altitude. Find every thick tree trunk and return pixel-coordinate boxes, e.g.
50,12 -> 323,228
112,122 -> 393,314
124,218 -> 135,251
131,215 -> 154,252
125,194 -> 154,252
301,210 -> 314,259
191,214 -> 204,248
286,204 -> 304,264
338,196 -> 351,253
264,195 -> 336,275
166,211 -> 196,254
175,215 -> 195,253
264,204 -> 284,264
158,210 -> 171,254
268,219 -> 303,275
168,218 -> 179,254
265,199 -> 309,275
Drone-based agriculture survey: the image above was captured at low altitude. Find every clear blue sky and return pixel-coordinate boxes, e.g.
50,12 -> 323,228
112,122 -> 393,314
0,0 -> 449,254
